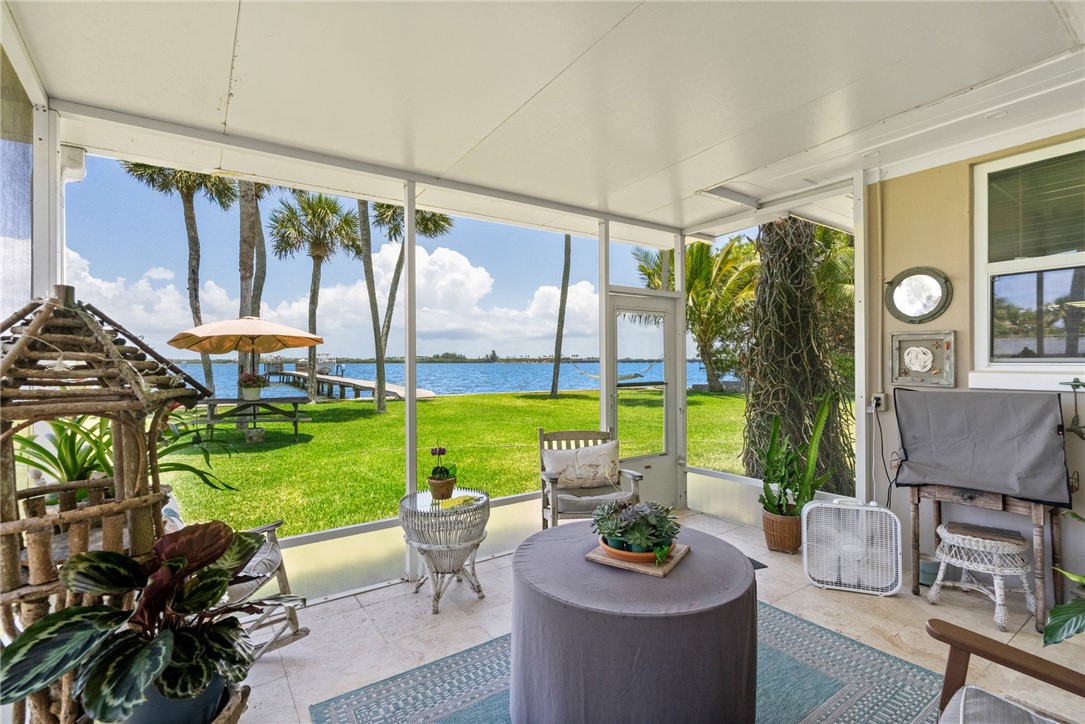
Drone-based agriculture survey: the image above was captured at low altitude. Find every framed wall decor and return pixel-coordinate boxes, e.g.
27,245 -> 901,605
891,331 -> 955,387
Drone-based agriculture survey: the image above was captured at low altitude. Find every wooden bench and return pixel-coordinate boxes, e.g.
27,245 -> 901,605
198,397 -> 311,441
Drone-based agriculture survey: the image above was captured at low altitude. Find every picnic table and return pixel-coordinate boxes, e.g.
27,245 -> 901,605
198,397 -> 311,441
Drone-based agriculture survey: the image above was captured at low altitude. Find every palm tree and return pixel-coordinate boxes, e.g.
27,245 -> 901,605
359,203 -> 453,412
237,181 -> 272,381
269,192 -> 359,400
742,217 -> 854,495
812,225 -> 855,368
354,199 -> 387,412
122,163 -> 238,391
634,238 -> 758,391
550,234 -> 572,398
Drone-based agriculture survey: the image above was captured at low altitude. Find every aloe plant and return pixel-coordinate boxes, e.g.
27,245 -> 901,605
14,413 -> 235,491
0,521 -> 298,722
13,416 -> 113,485
757,396 -> 832,516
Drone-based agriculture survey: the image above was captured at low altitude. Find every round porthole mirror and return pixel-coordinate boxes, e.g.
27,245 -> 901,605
884,266 -> 952,324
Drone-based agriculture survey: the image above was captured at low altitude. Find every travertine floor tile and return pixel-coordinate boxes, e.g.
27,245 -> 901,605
239,509 -> 1083,723
245,677 -> 301,724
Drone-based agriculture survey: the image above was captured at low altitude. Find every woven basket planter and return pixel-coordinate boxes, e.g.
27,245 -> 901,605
762,509 -> 802,554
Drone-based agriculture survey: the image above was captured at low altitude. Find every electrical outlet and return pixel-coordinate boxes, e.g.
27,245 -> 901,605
871,392 -> 887,412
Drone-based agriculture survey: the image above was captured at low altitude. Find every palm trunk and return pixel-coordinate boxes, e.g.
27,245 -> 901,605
357,201 -> 387,413
238,181 -> 257,393
181,191 -> 214,392
250,191 -> 268,373
381,241 -> 406,351
699,343 -> 724,392
307,257 -> 322,401
550,235 -> 571,398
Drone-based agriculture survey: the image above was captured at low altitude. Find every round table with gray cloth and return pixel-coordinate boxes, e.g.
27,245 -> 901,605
510,522 -> 756,723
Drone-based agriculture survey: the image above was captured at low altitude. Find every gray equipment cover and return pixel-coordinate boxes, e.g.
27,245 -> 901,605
894,388 -> 1070,506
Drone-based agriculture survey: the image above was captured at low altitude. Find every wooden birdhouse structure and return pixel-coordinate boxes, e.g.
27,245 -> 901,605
0,285 -> 210,723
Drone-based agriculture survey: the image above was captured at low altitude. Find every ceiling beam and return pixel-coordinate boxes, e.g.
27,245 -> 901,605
51,98 -> 716,243
683,179 -> 853,237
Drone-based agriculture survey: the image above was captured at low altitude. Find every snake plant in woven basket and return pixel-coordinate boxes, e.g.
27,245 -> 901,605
0,521 -> 299,722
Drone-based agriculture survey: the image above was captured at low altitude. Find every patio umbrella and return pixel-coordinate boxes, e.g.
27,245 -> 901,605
168,316 -> 323,355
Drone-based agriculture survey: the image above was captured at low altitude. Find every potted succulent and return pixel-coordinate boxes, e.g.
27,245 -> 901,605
0,521 -> 298,723
238,372 -> 270,401
756,396 -> 831,553
427,444 -> 457,500
592,501 -> 681,565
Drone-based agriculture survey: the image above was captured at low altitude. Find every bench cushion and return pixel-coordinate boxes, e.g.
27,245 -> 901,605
556,489 -> 636,513
542,441 -> 619,489
226,537 -> 283,603
940,686 -> 1058,724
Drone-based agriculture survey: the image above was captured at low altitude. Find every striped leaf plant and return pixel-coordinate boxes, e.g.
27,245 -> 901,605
0,521 -> 300,723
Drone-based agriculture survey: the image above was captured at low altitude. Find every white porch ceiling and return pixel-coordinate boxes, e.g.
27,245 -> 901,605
6,1 -> 1084,245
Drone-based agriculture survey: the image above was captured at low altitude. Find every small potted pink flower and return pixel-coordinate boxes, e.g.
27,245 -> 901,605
238,372 -> 270,401
427,444 -> 457,500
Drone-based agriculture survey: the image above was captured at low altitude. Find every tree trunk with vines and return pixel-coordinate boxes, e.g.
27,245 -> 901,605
742,217 -> 854,495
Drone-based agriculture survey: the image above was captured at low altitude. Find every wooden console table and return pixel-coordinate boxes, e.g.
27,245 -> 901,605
198,397 -> 310,441
910,485 -> 1063,632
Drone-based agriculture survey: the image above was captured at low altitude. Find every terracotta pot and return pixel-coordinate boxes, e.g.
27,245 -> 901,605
762,509 -> 802,554
427,476 -> 456,500
240,387 -> 261,401
599,537 -> 675,564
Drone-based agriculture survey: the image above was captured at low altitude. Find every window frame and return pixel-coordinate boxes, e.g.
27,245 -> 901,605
971,138 -> 1085,390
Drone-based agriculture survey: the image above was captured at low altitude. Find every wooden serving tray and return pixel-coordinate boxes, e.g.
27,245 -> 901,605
585,543 -> 690,577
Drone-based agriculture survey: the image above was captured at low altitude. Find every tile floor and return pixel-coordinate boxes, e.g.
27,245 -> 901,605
241,511 -> 1085,723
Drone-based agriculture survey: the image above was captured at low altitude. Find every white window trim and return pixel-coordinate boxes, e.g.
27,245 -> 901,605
971,138 -> 1085,392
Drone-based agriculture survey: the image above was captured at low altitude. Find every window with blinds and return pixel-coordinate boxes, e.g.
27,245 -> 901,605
987,150 -> 1084,263
973,139 -> 1085,377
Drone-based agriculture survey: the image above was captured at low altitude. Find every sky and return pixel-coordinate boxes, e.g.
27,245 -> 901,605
64,156 -> 689,360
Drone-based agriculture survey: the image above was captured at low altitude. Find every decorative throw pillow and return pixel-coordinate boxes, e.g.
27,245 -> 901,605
161,487 -> 186,534
542,440 -> 619,489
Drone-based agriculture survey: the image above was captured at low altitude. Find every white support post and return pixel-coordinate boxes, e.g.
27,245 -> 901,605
31,106 -> 62,296
403,180 -> 420,580
852,170 -> 871,505
598,220 -> 613,432
672,233 -> 688,507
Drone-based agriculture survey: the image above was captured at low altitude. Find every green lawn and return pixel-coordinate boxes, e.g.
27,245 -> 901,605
167,390 -> 748,536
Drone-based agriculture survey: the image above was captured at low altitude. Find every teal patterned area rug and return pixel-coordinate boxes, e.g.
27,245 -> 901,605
310,601 -> 941,724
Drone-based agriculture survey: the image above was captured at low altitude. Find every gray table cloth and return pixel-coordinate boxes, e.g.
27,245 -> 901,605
510,522 -> 756,724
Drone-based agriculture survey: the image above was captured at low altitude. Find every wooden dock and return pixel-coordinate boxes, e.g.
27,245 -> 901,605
269,370 -> 436,400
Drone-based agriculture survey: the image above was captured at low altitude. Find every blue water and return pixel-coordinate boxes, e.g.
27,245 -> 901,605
179,361 -> 718,398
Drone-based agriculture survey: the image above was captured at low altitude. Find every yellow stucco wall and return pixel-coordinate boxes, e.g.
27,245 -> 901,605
864,130 -> 1085,589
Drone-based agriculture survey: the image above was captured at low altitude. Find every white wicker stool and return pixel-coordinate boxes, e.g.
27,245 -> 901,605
927,522 -> 1036,631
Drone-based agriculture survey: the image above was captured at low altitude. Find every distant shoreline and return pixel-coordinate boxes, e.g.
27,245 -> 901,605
172,357 -> 699,365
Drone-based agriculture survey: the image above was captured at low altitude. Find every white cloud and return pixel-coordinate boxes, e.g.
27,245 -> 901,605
66,245 -> 604,358
142,267 -> 174,281
65,249 -> 240,351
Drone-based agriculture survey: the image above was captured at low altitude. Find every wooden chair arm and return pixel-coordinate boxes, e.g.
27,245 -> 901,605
541,471 -> 560,485
925,618 -> 1085,712
619,469 -> 642,499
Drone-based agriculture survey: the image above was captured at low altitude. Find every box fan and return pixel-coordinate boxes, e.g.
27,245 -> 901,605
802,500 -> 902,596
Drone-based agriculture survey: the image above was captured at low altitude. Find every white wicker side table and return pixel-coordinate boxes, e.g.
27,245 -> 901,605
928,522 -> 1036,630
399,488 -> 490,614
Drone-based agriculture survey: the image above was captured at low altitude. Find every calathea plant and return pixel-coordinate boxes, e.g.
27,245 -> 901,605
0,521 -> 296,722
